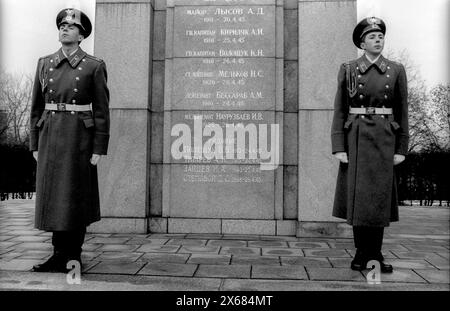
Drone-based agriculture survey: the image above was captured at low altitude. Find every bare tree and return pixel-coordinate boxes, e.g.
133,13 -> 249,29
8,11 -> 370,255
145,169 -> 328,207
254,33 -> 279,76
427,84 -> 450,152
0,70 -> 33,146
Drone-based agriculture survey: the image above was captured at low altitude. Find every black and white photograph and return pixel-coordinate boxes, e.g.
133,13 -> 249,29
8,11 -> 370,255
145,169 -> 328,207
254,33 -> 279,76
0,0 -> 448,301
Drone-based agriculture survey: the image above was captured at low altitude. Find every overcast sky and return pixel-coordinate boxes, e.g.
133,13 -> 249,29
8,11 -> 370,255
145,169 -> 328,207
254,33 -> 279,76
1,0 -> 448,87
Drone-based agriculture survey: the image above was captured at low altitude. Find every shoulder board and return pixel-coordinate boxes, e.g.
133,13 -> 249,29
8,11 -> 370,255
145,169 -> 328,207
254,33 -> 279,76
85,54 -> 104,63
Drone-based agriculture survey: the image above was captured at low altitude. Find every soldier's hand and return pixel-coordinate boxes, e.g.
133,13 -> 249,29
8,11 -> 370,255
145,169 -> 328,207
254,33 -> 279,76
33,151 -> 38,162
90,154 -> 101,166
393,154 -> 405,165
334,152 -> 348,163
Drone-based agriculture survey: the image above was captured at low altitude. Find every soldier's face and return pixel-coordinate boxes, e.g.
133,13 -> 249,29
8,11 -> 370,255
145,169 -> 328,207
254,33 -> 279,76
361,31 -> 385,56
58,23 -> 84,44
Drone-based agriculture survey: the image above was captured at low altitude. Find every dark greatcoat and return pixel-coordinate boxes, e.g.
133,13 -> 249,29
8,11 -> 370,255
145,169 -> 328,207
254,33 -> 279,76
331,55 -> 409,227
29,48 -> 110,231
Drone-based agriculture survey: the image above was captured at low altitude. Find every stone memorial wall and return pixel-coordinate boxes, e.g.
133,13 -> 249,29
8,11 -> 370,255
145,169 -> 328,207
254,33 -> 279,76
92,0 -> 357,236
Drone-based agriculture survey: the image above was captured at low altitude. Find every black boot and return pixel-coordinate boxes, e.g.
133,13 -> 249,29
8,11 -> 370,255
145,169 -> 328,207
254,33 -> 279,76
31,251 -> 69,273
374,252 -> 393,273
351,249 -> 368,271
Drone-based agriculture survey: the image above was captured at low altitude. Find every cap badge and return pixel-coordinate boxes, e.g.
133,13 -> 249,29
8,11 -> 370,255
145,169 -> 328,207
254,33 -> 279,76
367,17 -> 380,25
65,9 -> 74,21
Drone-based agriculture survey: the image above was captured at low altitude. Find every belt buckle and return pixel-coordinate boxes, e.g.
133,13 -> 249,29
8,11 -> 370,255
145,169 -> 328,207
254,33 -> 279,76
367,107 -> 375,114
57,103 -> 66,111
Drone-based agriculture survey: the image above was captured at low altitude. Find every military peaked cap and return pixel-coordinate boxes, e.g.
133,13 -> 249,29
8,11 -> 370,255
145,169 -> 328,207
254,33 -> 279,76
352,17 -> 386,48
56,8 -> 92,38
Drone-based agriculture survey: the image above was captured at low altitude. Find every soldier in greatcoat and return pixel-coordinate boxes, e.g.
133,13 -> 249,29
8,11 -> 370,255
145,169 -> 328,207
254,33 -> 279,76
331,17 -> 409,273
29,8 -> 110,272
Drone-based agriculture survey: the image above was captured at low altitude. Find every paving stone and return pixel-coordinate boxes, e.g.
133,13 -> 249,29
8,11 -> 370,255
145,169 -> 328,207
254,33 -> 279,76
195,264 -> 251,278
326,242 -> 355,249
328,257 -> 353,268
15,250 -> 51,260
437,252 -> 449,259
0,236 -> 14,241
281,256 -> 332,268
87,237 -> 131,244
0,252 -> 23,261
5,230 -> 42,236
81,261 -> 100,273
13,242 -> 53,251
81,244 -> 103,252
95,252 -> 143,262
166,239 -> 207,246
307,268 -> 366,282
138,263 -> 197,277
386,259 -> 435,269
85,261 -> 145,275
424,257 -> 450,270
259,236 -> 300,242
0,241 -> 20,250
0,259 -> 41,271
248,241 -> 289,248
135,244 -> 180,253
178,246 -> 220,254
81,252 -> 102,261
96,244 -> 139,252
187,254 -> 231,265
139,253 -> 190,264
414,269 -> 450,284
303,249 -> 351,258
252,265 -> 308,280
147,233 -> 187,239
403,244 -> 448,252
220,247 -> 261,256
363,268 -> 427,283
126,238 -> 169,245
206,240 -> 247,247
288,242 -> 330,249
391,251 -> 447,260
185,234 -> 224,240
261,248 -> 304,257
221,234 -> 261,241
346,249 -> 397,259
231,256 -> 280,266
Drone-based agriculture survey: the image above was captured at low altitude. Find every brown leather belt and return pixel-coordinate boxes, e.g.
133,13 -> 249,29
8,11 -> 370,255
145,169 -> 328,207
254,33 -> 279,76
349,107 -> 392,115
45,103 -> 91,112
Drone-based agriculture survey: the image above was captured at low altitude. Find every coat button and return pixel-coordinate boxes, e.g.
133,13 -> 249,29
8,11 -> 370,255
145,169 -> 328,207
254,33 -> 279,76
74,88 -> 78,92
359,84 -> 363,88
387,74 -> 390,78
82,59 -> 86,62
50,59 -> 53,63
75,77 -> 80,81
71,111 -> 75,115
78,67 -> 82,70
72,99 -> 76,103
358,75 -> 362,78
387,66 -> 391,70
359,94 -> 364,99
385,85 -> 390,89
361,115 -> 365,119
381,115 -> 385,118
49,78 -> 54,82
51,100 -> 55,104
52,111 -> 55,115
384,95 -> 388,99
49,89 -> 54,93
49,68 -> 54,71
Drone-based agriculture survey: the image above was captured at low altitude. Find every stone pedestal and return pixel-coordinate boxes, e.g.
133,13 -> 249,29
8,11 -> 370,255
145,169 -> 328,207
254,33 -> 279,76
297,0 -> 356,237
89,0 -> 358,236
88,0 -> 155,233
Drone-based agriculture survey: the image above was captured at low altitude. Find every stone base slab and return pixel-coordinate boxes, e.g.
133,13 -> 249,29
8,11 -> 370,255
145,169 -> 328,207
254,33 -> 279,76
296,221 -> 352,238
87,218 -> 351,237
87,217 -> 148,234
